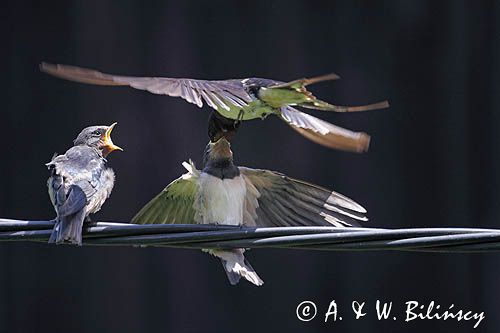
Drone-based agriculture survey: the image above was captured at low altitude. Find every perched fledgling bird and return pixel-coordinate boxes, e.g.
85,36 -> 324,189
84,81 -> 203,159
40,62 -> 389,152
132,133 -> 367,286
47,123 -> 122,245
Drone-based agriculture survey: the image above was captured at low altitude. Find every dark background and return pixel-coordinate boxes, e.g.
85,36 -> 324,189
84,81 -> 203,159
2,1 -> 499,332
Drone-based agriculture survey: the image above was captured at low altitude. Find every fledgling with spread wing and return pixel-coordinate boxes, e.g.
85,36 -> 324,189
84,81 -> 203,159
40,62 -> 389,152
132,133 -> 367,286
47,123 -> 122,245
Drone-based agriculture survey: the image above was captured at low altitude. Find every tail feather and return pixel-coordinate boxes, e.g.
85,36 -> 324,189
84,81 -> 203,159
301,99 -> 390,112
48,210 -> 86,246
220,259 -> 242,285
271,73 -> 340,90
208,249 -> 264,286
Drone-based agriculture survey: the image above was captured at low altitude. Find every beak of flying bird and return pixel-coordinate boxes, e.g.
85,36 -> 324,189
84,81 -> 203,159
101,122 -> 123,156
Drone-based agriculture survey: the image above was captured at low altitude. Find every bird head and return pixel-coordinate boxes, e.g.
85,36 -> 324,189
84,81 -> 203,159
73,123 -> 123,157
203,136 -> 233,166
208,112 -> 240,142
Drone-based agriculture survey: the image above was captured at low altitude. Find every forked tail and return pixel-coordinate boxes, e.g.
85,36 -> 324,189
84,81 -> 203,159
301,99 -> 390,112
206,249 -> 264,286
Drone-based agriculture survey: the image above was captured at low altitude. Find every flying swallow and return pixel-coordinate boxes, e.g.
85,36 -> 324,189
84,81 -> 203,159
40,62 -> 389,152
132,132 -> 367,286
47,123 -> 122,245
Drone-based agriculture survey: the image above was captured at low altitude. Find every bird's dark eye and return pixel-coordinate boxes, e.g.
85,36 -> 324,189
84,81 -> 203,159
92,130 -> 101,136
247,86 -> 260,96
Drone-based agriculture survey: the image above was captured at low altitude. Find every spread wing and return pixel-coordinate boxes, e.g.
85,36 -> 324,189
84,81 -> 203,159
239,167 -> 367,228
41,63 -> 375,153
280,106 -> 371,152
132,162 -> 199,225
40,62 -> 252,112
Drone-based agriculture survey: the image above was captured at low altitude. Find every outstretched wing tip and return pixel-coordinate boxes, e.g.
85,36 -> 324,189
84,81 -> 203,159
322,72 -> 341,81
40,62 -> 251,113
358,205 -> 368,214
357,132 -> 371,152
280,107 -> 372,153
241,168 -> 368,228
39,61 -> 55,74
353,204 -> 368,216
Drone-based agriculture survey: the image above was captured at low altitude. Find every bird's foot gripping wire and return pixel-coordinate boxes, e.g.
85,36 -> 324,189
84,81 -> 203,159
83,217 -> 98,227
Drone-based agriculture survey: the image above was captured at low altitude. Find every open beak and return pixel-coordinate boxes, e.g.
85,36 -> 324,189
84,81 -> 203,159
214,135 -> 231,146
102,122 -> 123,155
209,136 -> 232,159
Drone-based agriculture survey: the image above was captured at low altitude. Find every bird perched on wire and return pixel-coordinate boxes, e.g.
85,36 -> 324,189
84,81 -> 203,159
132,123 -> 367,286
47,123 -> 122,245
40,62 -> 389,152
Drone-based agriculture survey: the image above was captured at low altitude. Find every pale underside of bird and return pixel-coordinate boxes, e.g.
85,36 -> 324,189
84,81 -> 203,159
132,159 -> 367,286
40,62 -> 389,153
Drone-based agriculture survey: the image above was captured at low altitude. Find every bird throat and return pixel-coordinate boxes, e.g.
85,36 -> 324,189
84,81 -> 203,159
203,140 -> 240,180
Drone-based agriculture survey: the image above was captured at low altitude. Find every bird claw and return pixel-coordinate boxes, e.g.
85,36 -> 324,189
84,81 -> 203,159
84,217 -> 97,227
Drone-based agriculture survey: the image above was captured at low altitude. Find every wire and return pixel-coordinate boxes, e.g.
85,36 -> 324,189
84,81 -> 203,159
1,218 -> 499,253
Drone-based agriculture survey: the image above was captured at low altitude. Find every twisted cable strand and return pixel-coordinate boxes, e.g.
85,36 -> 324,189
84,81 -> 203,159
1,218 -> 499,253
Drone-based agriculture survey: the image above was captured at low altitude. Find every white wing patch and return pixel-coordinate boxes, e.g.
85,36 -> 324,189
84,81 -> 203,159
181,160 -> 200,178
